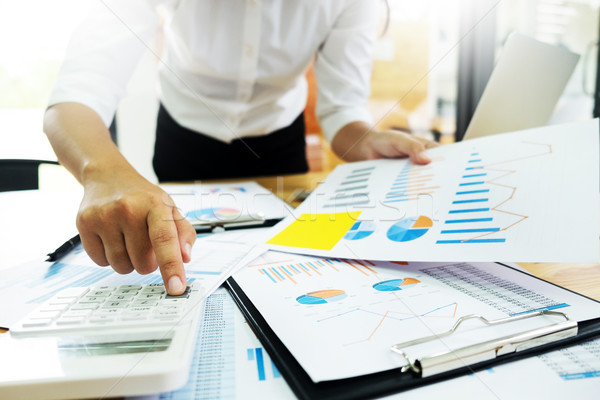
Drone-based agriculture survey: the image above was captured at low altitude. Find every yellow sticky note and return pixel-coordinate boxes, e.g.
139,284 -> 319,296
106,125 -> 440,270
267,212 -> 361,250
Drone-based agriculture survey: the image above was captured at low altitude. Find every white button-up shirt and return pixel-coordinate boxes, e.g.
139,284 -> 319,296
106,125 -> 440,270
48,0 -> 377,143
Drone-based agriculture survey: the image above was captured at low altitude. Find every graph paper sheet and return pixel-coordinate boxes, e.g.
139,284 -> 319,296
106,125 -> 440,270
232,250 -> 600,382
155,289 -> 600,400
265,119 -> 599,263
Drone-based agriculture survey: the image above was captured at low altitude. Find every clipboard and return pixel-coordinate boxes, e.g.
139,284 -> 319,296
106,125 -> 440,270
224,263 -> 600,400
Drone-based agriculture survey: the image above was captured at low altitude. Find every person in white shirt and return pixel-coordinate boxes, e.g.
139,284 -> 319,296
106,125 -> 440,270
43,0 -> 436,295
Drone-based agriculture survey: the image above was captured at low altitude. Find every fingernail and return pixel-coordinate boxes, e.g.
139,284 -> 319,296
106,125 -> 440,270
167,275 -> 184,294
185,243 -> 192,258
418,152 -> 431,163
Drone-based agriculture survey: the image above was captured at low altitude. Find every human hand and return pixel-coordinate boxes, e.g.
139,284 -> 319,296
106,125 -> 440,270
331,122 -> 439,164
363,129 -> 438,164
77,172 -> 196,295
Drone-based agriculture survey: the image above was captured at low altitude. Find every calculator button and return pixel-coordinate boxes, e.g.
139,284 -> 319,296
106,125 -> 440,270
22,319 -> 53,328
88,289 -> 114,297
94,308 -> 122,315
126,307 -> 154,314
120,313 -> 148,321
160,299 -> 186,305
102,301 -> 130,309
39,304 -> 69,312
165,286 -> 191,299
141,287 -> 166,294
79,296 -> 105,303
28,311 -> 61,320
132,300 -> 159,307
48,298 -> 76,306
62,310 -> 93,318
116,289 -> 140,295
89,315 -> 116,323
120,285 -> 143,290
71,303 -> 99,311
108,294 -> 136,301
56,317 -> 85,325
56,287 -> 89,299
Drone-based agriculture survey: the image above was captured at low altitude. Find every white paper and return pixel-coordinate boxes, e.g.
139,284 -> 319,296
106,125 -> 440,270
164,181 -> 293,225
158,289 -> 294,400
232,251 -> 600,382
265,120 -> 599,263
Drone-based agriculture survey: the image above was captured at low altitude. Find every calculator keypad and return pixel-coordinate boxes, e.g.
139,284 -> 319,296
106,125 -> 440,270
11,283 -> 205,336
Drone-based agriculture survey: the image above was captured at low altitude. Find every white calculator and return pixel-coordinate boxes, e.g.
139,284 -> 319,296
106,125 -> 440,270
0,282 -> 205,400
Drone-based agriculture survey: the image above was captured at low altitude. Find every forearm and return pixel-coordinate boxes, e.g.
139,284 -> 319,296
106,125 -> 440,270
330,121 -> 375,162
43,102 -> 139,185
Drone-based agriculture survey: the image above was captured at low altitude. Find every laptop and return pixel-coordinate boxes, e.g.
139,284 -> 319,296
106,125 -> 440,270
463,33 -> 580,140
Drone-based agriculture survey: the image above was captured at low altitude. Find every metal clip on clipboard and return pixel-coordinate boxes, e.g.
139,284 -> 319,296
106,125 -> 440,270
390,310 -> 578,378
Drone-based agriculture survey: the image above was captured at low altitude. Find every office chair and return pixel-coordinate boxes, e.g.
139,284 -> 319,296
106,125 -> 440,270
0,159 -> 60,192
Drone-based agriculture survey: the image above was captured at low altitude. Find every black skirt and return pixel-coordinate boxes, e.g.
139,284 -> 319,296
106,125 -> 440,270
153,104 -> 309,182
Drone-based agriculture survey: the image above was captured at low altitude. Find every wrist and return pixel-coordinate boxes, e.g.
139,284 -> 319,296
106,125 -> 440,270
81,157 -> 139,187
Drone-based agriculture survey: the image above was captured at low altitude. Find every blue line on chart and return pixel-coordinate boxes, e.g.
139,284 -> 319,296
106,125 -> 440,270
561,371 -> 600,380
453,198 -> 488,204
449,208 -> 490,213
441,228 -> 500,234
445,218 -> 493,224
509,303 -> 570,316
262,269 -> 277,283
437,239 -> 506,244
457,189 -> 489,195
459,181 -> 485,186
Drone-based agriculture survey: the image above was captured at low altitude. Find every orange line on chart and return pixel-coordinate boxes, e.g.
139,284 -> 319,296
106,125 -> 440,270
325,261 -> 339,272
270,268 -> 284,282
306,263 -> 322,276
343,303 -> 458,346
297,263 -> 312,276
402,186 -> 440,194
340,259 -> 369,276
462,142 -> 552,242
278,267 -> 297,284
351,259 -> 378,275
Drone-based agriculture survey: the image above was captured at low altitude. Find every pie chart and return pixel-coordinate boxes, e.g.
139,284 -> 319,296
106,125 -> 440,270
387,216 -> 432,242
344,221 -> 376,240
296,289 -> 347,305
186,207 -> 241,222
373,278 -> 421,292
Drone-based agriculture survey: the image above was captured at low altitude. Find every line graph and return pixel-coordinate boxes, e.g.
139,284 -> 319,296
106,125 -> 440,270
316,302 -> 459,346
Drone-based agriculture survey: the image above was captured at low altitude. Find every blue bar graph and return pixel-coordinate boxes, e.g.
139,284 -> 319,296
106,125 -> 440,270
436,150 -> 506,246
